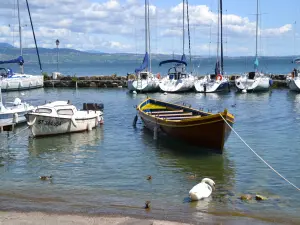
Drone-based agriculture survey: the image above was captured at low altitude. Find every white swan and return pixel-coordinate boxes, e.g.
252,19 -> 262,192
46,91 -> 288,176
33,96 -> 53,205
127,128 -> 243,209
189,178 -> 215,201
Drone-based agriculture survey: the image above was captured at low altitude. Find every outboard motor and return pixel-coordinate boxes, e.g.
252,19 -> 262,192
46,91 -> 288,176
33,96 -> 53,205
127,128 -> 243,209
83,103 -> 104,111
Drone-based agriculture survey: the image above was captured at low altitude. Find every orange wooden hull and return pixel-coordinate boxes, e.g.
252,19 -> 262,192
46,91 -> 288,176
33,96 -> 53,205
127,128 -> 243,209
137,98 -> 234,153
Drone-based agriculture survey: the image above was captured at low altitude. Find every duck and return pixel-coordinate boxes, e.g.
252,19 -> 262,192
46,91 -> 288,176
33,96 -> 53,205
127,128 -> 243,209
144,200 -> 151,209
186,173 -> 197,180
39,175 -> 52,181
146,175 -> 152,181
189,178 -> 215,201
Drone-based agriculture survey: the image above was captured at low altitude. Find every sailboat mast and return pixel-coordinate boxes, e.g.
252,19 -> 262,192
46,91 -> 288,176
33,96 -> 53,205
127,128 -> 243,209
144,0 -> 148,72
220,0 -> 224,74
255,0 -> 258,58
182,0 -> 185,55
17,0 -> 24,73
26,0 -> 42,73
147,0 -> 151,72
216,0 -> 220,63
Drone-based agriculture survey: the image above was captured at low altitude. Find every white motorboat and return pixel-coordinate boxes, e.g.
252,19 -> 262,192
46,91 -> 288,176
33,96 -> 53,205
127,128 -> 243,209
25,101 -> 104,137
127,71 -> 160,92
235,72 -> 271,92
194,74 -> 230,93
0,0 -> 43,92
158,60 -> 194,93
0,87 -> 35,124
234,0 -> 271,93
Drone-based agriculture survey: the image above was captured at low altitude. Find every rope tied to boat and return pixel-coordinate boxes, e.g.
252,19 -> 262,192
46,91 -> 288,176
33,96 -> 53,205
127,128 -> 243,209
219,113 -> 300,192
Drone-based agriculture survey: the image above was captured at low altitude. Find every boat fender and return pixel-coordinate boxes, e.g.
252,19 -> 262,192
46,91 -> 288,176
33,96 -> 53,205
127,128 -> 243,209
87,123 -> 92,131
71,116 -> 77,127
269,79 -> 273,86
156,73 -> 161,79
99,116 -> 104,124
13,113 -> 19,123
27,117 -> 36,126
216,74 -> 223,81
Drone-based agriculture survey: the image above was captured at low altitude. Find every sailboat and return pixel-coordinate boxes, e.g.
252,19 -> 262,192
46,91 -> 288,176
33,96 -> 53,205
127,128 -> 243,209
127,0 -> 159,93
235,0 -> 271,92
158,0 -> 195,93
287,58 -> 300,91
194,0 -> 230,93
0,0 -> 43,92
0,86 -> 36,125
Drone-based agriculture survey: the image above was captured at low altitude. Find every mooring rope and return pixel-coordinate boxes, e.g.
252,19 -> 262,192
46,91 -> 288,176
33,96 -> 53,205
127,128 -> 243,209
6,126 -> 29,143
219,113 -> 300,191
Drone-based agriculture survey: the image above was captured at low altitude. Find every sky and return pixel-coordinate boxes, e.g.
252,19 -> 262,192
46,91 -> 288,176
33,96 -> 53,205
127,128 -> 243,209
0,0 -> 299,56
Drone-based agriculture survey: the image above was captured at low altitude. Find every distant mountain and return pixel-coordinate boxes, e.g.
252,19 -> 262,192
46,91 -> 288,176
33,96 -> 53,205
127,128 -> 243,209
0,43 -> 14,48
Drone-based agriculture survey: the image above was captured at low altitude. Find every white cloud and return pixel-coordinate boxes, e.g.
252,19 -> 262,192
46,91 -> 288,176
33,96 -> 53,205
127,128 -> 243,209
0,0 -> 293,55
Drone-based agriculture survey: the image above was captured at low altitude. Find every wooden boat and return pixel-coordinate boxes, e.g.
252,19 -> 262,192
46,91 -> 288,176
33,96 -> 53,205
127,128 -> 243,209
137,98 -> 234,153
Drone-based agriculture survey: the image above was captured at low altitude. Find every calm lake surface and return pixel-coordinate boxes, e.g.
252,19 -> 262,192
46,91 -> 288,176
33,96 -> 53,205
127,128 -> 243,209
0,87 -> 299,224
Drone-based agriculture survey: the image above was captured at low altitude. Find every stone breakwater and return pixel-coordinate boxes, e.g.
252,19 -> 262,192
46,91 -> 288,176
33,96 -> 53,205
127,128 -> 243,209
43,74 -> 290,88
43,74 -> 127,88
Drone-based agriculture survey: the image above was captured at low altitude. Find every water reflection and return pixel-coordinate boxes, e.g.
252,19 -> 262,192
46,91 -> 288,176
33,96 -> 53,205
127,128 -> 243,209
28,126 -> 104,157
140,127 -> 235,214
235,90 -> 272,102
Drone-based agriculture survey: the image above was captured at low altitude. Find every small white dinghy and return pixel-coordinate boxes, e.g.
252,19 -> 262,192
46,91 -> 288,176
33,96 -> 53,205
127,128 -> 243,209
25,101 -> 104,137
189,178 -> 215,201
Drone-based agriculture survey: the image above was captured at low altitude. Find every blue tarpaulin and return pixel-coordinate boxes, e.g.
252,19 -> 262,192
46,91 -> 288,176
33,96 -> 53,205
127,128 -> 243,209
0,56 -> 24,65
135,52 -> 149,74
159,59 -> 187,67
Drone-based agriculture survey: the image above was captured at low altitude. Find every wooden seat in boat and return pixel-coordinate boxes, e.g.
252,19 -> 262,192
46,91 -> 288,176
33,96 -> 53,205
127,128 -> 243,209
163,115 -> 201,120
150,110 -> 184,114
157,113 -> 193,117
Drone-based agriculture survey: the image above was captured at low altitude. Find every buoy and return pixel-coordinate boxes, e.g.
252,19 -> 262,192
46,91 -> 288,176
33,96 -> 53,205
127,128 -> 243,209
242,89 -> 247,93
164,92 -> 167,95
27,117 -> 36,126
87,123 -> 92,131
132,90 -> 137,94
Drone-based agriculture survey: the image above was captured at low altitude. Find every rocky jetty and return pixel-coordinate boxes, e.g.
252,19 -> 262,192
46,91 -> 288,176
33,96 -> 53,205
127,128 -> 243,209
43,74 -> 127,88
43,73 -> 290,89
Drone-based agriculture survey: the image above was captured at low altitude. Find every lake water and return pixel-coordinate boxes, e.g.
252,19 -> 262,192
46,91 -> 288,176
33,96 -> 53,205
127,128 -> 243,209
0,87 -> 299,224
5,56 -> 296,77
